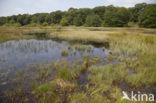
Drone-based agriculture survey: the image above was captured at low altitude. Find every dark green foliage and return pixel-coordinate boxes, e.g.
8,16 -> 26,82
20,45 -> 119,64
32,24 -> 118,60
45,11 -> 64,24
93,6 -> 106,20
0,17 -> 7,25
85,15 -> 102,27
77,8 -> 92,24
0,3 -> 155,28
73,15 -> 83,26
130,3 -> 147,22
138,4 -> 156,28
102,10 -> 117,27
17,14 -> 31,25
65,8 -> 78,25
103,7 -> 130,27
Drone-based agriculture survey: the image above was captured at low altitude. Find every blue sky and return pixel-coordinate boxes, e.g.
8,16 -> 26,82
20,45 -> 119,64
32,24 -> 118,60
0,0 -> 156,16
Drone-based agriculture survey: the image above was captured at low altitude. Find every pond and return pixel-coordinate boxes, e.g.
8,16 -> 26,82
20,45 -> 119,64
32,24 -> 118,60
0,39 -> 155,103
0,39 -> 111,69
0,39 -> 115,101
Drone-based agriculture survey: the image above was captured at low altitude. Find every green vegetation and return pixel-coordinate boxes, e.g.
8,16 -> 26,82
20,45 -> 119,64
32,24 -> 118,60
60,17 -> 69,26
75,44 -> 86,52
103,7 -> 130,27
61,49 -> 68,56
138,4 -> 156,28
85,15 -> 102,27
73,15 -> 83,26
0,3 -> 156,28
0,26 -> 156,103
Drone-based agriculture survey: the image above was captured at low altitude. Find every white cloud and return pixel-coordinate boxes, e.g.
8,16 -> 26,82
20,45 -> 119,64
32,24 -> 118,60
13,8 -> 26,15
106,0 -> 156,7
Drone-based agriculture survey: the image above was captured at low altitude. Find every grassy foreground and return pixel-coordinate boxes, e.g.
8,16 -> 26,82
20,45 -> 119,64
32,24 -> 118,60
0,26 -> 156,103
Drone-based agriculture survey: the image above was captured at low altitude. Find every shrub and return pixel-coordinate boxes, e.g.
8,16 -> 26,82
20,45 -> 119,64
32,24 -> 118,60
60,17 -> 69,26
42,22 -> 48,26
3,23 -> 21,27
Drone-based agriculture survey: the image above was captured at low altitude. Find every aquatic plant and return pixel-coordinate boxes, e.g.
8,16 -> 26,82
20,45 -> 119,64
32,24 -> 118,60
68,45 -> 72,50
34,79 -> 78,103
57,68 -> 73,81
8,91 -> 16,103
101,47 -> 105,51
73,50 -> 76,56
75,44 -> 86,52
54,60 -> 60,70
93,57 -> 100,64
68,93 -> 88,103
61,49 -> 68,56
108,55 -> 117,61
87,46 -> 94,52
37,66 -> 52,82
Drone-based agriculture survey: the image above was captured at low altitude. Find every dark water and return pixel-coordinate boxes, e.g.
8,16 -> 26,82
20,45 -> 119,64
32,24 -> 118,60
0,39 -> 111,95
0,39 -> 110,69
0,39 -> 155,102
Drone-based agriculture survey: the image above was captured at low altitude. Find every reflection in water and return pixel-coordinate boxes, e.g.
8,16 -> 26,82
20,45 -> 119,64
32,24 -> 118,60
0,39 -> 109,70
0,40 -> 111,87
0,39 -> 111,100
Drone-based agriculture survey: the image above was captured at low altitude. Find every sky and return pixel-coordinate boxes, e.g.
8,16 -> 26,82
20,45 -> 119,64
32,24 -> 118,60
0,0 -> 156,16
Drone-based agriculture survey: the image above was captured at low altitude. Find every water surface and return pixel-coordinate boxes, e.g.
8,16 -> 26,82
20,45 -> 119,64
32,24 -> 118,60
0,39 -> 111,93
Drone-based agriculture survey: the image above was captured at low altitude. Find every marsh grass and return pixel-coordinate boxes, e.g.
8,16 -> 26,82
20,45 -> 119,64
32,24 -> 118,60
68,45 -> 72,50
1,26 -> 156,103
68,93 -> 88,103
73,50 -> 76,56
6,88 -> 26,103
86,46 -> 94,52
61,49 -> 68,56
33,60 -> 80,103
57,68 -> 73,81
37,66 -> 52,82
75,44 -> 86,52
93,57 -> 100,64
0,27 -> 22,43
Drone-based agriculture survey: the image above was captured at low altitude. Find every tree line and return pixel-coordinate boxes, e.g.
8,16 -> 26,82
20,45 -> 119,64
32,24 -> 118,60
0,3 -> 156,28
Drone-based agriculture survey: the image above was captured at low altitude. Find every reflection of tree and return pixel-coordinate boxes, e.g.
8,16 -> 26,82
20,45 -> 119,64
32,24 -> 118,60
0,40 -> 63,54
